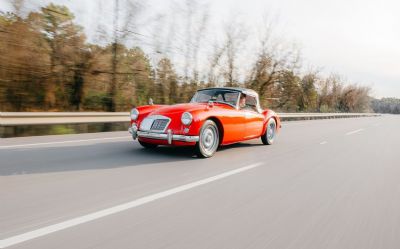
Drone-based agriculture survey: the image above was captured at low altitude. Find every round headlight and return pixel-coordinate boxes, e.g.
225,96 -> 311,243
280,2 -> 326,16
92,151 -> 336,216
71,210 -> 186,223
130,108 -> 139,120
181,112 -> 193,126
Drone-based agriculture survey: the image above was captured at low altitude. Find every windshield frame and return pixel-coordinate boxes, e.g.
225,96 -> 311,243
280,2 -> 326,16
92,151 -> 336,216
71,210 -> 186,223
190,89 -> 240,109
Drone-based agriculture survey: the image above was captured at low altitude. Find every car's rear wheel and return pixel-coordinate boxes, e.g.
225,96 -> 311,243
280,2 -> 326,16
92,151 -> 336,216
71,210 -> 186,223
261,118 -> 276,145
195,120 -> 219,158
138,140 -> 158,149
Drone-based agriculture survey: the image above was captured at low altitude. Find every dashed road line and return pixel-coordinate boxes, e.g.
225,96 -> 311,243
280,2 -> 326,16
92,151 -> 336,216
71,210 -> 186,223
0,162 -> 263,248
346,129 -> 364,136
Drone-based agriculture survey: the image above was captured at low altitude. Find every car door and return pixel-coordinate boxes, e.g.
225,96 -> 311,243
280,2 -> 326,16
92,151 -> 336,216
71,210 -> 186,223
242,95 -> 264,139
219,92 -> 247,144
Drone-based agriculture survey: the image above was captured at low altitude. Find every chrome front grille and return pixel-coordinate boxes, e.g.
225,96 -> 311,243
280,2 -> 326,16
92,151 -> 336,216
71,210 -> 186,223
151,119 -> 169,131
140,115 -> 170,132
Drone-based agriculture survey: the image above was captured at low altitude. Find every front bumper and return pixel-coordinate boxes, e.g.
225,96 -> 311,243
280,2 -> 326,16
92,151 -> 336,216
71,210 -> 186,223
129,126 -> 199,144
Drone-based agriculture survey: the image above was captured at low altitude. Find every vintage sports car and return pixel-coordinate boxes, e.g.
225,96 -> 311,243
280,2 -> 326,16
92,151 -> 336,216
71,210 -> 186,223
129,87 -> 281,158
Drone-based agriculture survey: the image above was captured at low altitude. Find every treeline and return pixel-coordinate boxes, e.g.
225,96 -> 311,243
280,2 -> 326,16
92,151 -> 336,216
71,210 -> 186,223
0,4 -> 156,111
371,98 -> 400,114
0,2 -> 372,112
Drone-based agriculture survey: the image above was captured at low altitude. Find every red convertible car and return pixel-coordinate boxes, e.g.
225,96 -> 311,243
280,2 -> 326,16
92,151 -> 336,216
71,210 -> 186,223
129,87 -> 281,158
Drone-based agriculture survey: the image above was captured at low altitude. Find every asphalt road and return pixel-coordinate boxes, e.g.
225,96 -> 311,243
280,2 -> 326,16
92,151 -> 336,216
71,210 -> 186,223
1,115 -> 399,249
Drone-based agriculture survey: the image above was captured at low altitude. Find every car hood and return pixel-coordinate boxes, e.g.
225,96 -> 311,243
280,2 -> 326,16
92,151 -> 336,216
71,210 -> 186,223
149,103 -> 208,117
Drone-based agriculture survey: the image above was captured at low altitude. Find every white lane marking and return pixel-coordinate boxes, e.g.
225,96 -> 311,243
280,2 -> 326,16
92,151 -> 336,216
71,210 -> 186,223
0,136 -> 130,149
320,141 -> 327,145
0,162 -> 263,248
345,129 -> 364,135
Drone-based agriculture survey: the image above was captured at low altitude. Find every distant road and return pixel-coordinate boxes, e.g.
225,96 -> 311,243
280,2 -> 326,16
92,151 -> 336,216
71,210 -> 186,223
1,115 -> 399,249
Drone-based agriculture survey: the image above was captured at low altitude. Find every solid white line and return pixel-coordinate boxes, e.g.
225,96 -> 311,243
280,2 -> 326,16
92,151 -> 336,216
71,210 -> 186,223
0,162 -> 263,248
345,129 -> 364,136
0,136 -> 130,149
320,141 -> 327,145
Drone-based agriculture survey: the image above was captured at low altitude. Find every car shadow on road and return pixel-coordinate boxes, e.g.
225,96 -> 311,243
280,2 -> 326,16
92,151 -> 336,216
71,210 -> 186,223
0,142 -> 197,176
217,142 -> 264,151
0,139 -> 267,176
140,145 -> 196,158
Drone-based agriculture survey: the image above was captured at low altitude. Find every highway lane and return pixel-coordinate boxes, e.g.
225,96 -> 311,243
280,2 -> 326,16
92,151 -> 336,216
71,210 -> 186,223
1,115 -> 399,248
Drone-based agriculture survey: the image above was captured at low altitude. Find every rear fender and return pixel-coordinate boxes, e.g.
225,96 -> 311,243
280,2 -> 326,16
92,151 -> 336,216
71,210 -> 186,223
262,109 -> 281,134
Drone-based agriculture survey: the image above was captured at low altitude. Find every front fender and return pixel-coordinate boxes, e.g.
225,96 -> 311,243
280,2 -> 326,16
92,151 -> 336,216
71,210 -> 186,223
186,108 -> 216,135
131,105 -> 166,125
186,106 -> 232,138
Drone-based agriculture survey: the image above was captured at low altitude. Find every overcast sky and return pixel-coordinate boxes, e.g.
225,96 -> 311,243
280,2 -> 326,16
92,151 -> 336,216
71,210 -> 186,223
2,0 -> 399,98
214,0 -> 399,98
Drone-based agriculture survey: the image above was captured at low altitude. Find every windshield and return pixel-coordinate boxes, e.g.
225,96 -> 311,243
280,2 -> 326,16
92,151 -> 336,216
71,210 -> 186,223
191,89 -> 240,107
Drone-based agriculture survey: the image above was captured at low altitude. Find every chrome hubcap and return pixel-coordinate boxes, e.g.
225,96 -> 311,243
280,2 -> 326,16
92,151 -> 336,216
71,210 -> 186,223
267,122 -> 276,141
201,125 -> 218,155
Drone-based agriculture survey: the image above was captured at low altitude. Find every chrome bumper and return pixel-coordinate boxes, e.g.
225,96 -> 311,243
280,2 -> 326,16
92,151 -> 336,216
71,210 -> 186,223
129,126 -> 199,144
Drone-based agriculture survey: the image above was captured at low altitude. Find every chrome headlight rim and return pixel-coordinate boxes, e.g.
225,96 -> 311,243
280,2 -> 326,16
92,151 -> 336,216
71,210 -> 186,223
130,108 -> 139,121
181,112 -> 193,126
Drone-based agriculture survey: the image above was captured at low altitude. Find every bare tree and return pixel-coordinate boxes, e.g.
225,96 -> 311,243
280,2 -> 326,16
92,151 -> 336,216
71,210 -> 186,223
221,21 -> 247,87
178,0 -> 210,83
246,14 -> 301,106
108,0 -> 143,111
207,42 -> 227,86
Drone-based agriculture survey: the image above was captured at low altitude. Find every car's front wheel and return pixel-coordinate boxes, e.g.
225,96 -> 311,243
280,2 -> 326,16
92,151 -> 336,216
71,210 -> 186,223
261,118 -> 276,145
195,120 -> 219,158
138,140 -> 158,149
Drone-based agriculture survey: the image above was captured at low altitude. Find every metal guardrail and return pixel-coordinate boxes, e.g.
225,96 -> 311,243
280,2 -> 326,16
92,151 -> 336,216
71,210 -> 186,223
0,112 -> 130,126
0,112 -> 380,126
0,112 -> 380,138
278,113 -> 380,121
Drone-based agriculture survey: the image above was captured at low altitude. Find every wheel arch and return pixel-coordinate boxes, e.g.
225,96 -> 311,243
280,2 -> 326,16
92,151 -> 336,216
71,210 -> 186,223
262,109 -> 280,135
206,116 -> 224,145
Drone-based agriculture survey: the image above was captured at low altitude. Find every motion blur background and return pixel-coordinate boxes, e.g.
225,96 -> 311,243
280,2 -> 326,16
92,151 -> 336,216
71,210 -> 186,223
1,0 -> 399,113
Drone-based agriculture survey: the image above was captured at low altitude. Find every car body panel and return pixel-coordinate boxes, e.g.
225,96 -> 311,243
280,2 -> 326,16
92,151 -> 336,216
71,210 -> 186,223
130,87 -> 281,147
